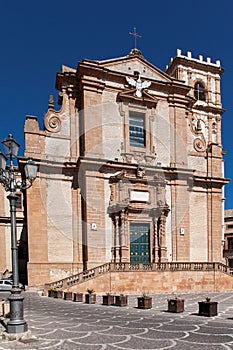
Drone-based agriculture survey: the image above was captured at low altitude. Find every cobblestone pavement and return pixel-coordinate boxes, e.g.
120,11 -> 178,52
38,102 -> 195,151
1,291 -> 233,349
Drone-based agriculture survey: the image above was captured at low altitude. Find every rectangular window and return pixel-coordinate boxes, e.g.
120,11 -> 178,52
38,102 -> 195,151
129,112 -> 145,148
228,238 -> 233,250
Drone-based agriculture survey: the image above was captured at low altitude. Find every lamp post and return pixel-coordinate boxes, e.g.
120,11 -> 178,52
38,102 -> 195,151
0,134 -> 37,334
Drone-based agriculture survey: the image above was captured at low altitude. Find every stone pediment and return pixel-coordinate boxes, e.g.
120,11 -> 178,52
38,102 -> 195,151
117,88 -> 158,107
96,49 -> 173,83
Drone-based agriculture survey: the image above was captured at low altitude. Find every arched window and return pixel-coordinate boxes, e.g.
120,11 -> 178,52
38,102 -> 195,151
194,82 -> 206,101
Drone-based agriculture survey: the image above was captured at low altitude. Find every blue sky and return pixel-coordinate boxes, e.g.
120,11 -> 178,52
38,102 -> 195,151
0,0 -> 232,208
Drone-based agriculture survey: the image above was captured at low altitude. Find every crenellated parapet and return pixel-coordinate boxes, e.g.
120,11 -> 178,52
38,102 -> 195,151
169,48 -> 221,68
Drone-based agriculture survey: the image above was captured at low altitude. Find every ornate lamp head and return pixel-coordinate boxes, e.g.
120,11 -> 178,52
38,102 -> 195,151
24,158 -> 37,181
2,134 -> 20,159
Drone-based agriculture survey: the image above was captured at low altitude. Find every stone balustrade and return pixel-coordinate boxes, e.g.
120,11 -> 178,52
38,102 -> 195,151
45,262 -> 233,293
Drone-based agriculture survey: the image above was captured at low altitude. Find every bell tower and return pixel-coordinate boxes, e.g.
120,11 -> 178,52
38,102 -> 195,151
167,49 -> 226,261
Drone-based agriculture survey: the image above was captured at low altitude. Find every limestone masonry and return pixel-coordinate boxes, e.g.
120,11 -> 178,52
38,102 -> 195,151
1,48 -> 228,290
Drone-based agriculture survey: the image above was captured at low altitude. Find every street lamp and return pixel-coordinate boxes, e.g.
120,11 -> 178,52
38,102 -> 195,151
0,134 -> 37,334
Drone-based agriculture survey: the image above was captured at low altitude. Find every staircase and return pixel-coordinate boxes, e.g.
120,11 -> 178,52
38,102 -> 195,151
45,261 -> 233,292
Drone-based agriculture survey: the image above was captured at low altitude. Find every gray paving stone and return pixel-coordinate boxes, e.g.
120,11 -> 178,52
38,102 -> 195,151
1,292 -> 233,349
171,342 -> 229,350
106,338 -> 175,349
180,332 -> 233,343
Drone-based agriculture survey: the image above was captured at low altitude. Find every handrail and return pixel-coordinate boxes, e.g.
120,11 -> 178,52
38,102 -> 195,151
45,263 -> 111,290
45,261 -> 233,291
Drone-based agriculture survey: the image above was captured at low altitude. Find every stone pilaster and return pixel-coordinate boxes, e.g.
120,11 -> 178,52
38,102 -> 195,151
115,215 -> 121,263
121,211 -> 128,262
153,217 -> 159,262
159,213 -> 168,262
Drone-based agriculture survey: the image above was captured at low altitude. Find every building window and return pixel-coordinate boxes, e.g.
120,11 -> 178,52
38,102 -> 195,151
129,112 -> 145,148
228,237 -> 233,250
194,82 -> 206,101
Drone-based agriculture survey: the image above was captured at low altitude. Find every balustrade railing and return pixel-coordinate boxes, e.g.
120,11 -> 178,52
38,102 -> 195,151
45,261 -> 233,291
217,262 -> 233,275
45,263 -> 111,291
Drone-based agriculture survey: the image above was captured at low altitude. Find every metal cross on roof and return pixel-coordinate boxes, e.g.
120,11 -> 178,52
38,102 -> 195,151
129,27 -> 142,49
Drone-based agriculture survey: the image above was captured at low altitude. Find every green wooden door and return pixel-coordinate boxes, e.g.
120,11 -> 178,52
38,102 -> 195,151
130,223 -> 150,262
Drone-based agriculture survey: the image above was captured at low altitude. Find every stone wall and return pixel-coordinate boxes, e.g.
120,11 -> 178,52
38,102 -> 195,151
66,270 -> 233,295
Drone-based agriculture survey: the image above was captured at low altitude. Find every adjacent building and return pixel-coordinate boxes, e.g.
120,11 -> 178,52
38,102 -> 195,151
224,209 -> 233,267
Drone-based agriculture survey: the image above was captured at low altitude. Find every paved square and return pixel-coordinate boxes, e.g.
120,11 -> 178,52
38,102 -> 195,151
1,291 -> 233,349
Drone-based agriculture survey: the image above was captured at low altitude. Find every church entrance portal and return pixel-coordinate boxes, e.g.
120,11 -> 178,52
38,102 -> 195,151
130,223 -> 150,262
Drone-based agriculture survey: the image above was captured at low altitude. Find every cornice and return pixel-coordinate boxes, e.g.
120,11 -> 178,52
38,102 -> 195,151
80,76 -> 105,93
167,56 -> 224,76
168,93 -> 195,108
55,59 -> 194,104
56,72 -> 76,91
192,175 -> 229,188
82,52 -> 175,82
192,103 -> 225,115
78,62 -> 191,95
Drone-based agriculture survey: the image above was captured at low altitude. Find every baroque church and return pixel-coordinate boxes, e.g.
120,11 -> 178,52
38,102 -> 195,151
0,46 -> 230,292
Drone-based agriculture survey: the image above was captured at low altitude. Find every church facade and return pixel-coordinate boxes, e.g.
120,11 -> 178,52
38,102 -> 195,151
23,48 -> 227,287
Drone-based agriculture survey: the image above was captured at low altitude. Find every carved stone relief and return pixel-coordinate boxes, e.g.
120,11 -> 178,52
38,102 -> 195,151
193,138 -> 206,152
108,168 -> 169,263
188,112 -> 207,152
136,166 -> 145,178
122,152 -> 156,165
44,114 -> 61,133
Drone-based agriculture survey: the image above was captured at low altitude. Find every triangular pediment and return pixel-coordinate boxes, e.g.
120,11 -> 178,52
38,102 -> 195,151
118,88 -> 158,108
96,49 -> 173,83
